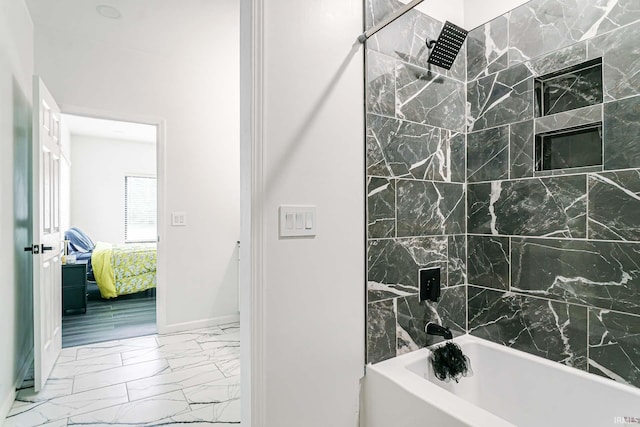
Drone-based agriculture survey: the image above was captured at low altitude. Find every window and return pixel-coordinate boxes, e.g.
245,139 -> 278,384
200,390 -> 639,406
125,176 -> 157,243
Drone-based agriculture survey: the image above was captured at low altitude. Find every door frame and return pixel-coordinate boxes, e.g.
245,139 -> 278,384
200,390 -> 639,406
240,0 -> 264,425
58,104 -> 168,331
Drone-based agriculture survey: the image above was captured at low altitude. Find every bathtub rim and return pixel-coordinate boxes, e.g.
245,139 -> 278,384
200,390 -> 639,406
366,334 -> 640,426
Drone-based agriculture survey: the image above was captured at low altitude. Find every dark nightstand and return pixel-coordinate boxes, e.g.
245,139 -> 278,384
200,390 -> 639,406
62,262 -> 87,314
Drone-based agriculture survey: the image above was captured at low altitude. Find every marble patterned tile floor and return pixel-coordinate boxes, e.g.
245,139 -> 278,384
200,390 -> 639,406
6,322 -> 240,427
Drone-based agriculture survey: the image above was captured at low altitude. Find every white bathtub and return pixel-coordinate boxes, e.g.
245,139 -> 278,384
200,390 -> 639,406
364,335 -> 640,427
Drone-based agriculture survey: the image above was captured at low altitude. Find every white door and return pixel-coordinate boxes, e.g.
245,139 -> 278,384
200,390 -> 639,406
31,76 -> 63,392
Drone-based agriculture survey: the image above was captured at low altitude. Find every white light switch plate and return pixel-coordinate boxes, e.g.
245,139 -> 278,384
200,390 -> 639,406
171,211 -> 187,226
279,205 -> 316,237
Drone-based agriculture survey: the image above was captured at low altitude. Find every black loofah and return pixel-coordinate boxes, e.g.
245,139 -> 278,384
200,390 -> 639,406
429,341 -> 471,383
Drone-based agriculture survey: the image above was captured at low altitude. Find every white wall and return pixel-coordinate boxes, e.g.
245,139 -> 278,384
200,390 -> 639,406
69,135 -> 156,245
0,0 -> 33,420
250,0 -> 366,425
32,0 -> 240,329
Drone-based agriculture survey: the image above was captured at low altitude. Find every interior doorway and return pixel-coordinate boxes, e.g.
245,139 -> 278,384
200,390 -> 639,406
60,113 -> 159,347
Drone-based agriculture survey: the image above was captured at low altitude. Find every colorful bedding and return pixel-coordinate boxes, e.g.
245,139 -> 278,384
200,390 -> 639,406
91,242 -> 156,298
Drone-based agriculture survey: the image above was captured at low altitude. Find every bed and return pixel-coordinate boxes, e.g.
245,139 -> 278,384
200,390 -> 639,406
65,227 -> 157,299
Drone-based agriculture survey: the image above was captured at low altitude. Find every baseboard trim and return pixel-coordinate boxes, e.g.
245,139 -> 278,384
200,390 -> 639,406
158,313 -> 240,335
16,346 -> 33,390
0,386 -> 17,425
1,345 -> 34,424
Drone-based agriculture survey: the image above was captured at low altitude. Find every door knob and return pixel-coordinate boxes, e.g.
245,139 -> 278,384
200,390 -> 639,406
41,244 -> 53,252
24,245 -> 40,254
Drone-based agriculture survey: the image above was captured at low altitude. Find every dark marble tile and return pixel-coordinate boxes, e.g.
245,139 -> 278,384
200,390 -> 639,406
526,41 -> 588,77
367,237 -> 448,302
508,0 -> 640,65
448,131 -> 465,183
366,50 -> 395,117
365,0 -> 397,29
467,15 -> 509,81
367,299 -> 397,364
604,95 -> 640,171
467,182 -> 493,234
467,176 -> 587,238
535,104 -> 602,134
396,180 -> 465,236
588,20 -> 640,101
365,0 -> 414,47
448,235 -> 466,287
536,61 -> 603,117
397,286 -> 466,353
589,309 -> 640,388
396,62 -> 466,132
368,177 -> 395,239
468,286 -> 588,369
467,236 -> 509,290
365,114 -> 464,182
467,63 -> 534,132
511,238 -> 640,315
467,126 -> 509,182
366,115 -> 390,177
365,0 -> 466,82
510,120 -> 534,179
588,170 -> 640,241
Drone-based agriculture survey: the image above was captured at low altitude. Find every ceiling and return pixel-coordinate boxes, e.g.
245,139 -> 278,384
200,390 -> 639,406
62,114 -> 157,143
25,0 -> 225,58
26,0 -> 224,142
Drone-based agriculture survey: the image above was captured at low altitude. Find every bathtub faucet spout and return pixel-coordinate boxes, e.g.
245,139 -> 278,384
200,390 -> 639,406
426,322 -> 453,340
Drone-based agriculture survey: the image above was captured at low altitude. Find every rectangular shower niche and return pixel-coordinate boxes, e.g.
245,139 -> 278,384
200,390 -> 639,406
535,123 -> 603,172
535,58 -> 603,117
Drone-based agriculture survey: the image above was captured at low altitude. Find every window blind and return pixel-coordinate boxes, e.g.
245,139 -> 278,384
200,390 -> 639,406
125,176 -> 157,243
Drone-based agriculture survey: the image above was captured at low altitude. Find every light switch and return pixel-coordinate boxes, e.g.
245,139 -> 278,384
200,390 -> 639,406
305,212 -> 313,229
279,205 -> 317,237
171,211 -> 187,226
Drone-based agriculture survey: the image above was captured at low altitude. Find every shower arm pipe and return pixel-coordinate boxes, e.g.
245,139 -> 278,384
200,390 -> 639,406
358,0 -> 425,43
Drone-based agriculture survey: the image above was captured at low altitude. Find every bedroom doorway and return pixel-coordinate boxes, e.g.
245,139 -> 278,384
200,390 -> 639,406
59,113 -> 159,348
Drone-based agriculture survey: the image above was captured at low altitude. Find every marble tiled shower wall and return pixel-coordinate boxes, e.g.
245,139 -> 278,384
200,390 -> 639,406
365,0 -> 640,388
465,0 -> 640,389
365,0 -> 468,364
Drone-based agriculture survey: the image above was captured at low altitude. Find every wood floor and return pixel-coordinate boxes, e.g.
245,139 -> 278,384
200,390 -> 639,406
62,286 -> 157,348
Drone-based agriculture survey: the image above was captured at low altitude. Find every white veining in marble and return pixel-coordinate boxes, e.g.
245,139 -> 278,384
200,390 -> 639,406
13,379 -> 74,408
5,384 -> 128,427
126,363 -> 226,401
67,390 -> 190,426
72,358 -> 170,393
183,375 -> 241,406
120,339 -> 202,366
74,335 -> 158,361
153,399 -> 241,425
7,323 -> 240,427
50,353 -> 123,379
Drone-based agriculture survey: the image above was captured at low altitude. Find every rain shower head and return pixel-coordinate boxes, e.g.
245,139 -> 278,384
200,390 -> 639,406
427,21 -> 468,70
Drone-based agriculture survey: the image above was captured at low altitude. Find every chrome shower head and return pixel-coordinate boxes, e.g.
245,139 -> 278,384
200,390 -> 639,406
427,21 -> 468,70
